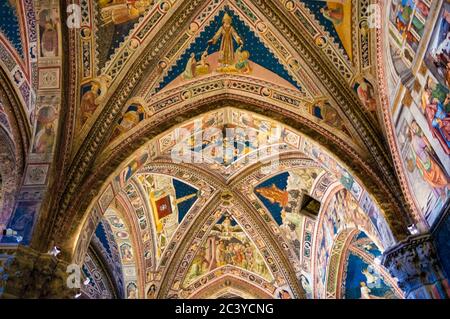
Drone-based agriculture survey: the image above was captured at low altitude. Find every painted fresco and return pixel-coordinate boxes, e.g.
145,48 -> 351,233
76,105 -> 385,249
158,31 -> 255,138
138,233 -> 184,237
79,75 -> 111,125
136,174 -> 198,258
389,0 -> 431,66
343,254 -> 397,299
158,9 -> 301,91
111,103 -> 146,140
96,0 -> 155,70
314,189 -> 392,298
254,169 -> 323,257
395,104 -> 449,225
301,0 -> 352,59
423,2 -> 450,154
115,151 -> 149,188
389,1 -> 450,226
38,8 -> 59,58
104,207 -> 138,298
32,106 -> 58,154
184,214 -> 272,285
3,201 -> 39,244
343,233 -> 399,299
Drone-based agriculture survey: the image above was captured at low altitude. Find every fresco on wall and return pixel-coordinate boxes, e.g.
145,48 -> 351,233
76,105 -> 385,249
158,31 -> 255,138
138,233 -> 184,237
111,103 -> 146,140
79,75 -> 111,125
39,8 -> 59,58
353,76 -> 377,113
301,0 -> 352,59
184,214 -> 272,285
103,207 -> 138,298
314,188 -> 391,298
115,151 -> 149,188
3,201 -> 39,245
423,2 -> 450,154
32,106 -> 58,154
424,2 -> 450,88
341,233 -> 399,299
158,9 -> 301,91
96,0 -> 155,70
136,174 -> 198,258
395,105 -> 450,225
390,0 -> 427,51
388,1 -> 450,226
389,0 -> 431,65
343,253 -> 397,299
254,169 -> 322,258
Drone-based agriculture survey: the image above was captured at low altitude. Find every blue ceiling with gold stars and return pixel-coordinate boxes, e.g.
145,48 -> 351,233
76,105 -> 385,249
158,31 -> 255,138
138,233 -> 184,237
157,8 -> 301,91
0,0 -> 23,57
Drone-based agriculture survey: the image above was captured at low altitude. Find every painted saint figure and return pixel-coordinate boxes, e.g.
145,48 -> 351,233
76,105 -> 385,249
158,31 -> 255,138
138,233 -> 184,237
183,53 -> 197,79
320,4 -> 344,25
421,82 -> 450,153
407,120 -> 449,199
208,13 -> 243,66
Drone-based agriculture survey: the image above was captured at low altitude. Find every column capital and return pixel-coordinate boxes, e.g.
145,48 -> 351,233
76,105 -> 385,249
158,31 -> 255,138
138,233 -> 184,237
0,245 -> 75,299
381,234 -> 450,299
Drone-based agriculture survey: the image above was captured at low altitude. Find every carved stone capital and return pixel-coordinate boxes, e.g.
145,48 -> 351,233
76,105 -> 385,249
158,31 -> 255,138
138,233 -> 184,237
0,245 -> 75,299
382,234 -> 450,299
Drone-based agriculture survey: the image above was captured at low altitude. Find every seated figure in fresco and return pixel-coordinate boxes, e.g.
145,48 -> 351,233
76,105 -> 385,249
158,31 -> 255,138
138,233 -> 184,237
354,76 -> 377,112
183,53 -> 197,79
195,50 -> 210,75
234,46 -> 251,74
80,76 -> 111,124
421,81 -> 450,153
406,120 -> 450,200
320,4 -> 344,25
99,0 -> 151,26
40,13 -> 58,57
80,82 -> 100,123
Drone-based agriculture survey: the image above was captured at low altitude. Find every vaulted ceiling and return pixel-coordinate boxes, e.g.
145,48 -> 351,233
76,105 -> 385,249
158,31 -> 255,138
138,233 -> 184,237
1,0 -> 436,299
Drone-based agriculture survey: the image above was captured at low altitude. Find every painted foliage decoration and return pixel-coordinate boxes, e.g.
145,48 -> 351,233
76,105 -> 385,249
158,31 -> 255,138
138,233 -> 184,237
184,214 -> 273,285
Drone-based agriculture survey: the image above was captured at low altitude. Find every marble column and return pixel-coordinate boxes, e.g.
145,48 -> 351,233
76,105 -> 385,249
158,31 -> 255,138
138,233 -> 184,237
382,234 -> 450,299
0,245 -> 76,299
